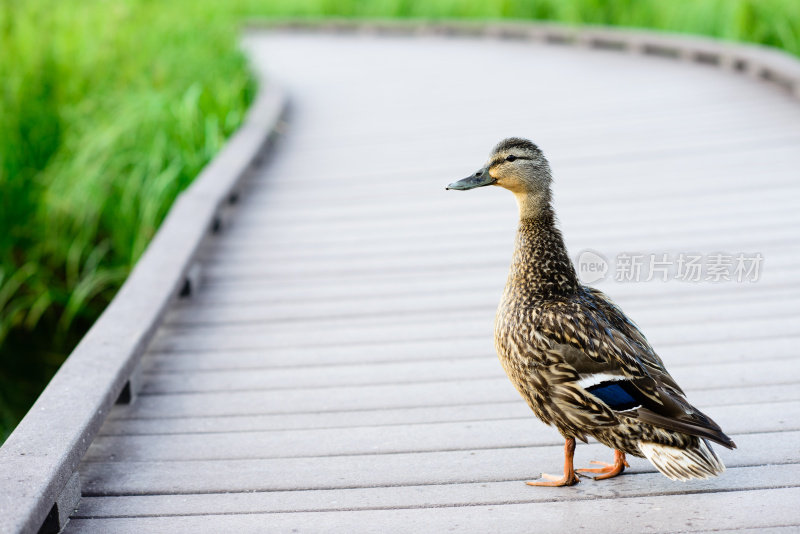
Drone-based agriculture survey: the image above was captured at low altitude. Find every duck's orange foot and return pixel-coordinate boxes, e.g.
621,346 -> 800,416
526,438 -> 580,487
526,471 -> 580,487
576,450 -> 629,480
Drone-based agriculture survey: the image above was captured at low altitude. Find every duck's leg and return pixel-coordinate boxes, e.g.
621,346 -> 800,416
576,449 -> 629,480
526,437 -> 580,487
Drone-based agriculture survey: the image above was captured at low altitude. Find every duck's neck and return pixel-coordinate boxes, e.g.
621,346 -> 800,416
506,201 -> 580,300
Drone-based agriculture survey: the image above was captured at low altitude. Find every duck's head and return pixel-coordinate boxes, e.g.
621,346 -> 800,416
447,137 -> 553,216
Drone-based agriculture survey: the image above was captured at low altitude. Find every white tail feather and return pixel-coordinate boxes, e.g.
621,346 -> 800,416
638,439 -> 725,481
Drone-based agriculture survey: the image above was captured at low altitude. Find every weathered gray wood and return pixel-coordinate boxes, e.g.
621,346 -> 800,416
142,333 -> 800,373
149,314 -> 800,353
148,336 -> 498,368
223,194 -> 798,233
214,213 -> 797,250
200,224 -> 794,265
198,246 -> 788,286
62,487 -> 800,534
37,472 -> 80,534
213,175 -> 797,220
83,399 -> 800,461
185,269 -> 797,308
114,362 -> 143,405
199,243 -> 791,279
79,430 -> 799,494
103,381 -> 800,420
95,399 -> 800,436
134,357 -> 800,396
72,463 -> 800,517
163,288 -> 798,327
164,293 -> 800,331
232,195 -> 800,233
236,151 -> 800,196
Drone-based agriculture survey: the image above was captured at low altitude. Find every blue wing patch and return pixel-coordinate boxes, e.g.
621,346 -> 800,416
586,381 -> 641,411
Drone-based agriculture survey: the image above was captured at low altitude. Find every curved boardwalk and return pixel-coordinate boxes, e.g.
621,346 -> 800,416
67,32 -> 800,532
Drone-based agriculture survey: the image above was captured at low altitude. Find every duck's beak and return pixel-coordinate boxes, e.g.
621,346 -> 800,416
446,168 -> 496,190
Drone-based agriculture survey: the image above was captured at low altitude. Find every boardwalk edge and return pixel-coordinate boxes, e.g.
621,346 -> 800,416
0,73 -> 286,534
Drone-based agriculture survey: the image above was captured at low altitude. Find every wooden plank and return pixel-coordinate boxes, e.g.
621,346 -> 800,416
146,336 -> 497,367
149,314 -> 800,352
215,208 -> 799,247
97,399 -> 800,436
275,81 -> 795,129
84,400 -> 800,461
62,487 -> 800,534
211,217 -> 797,255
143,334 -> 800,372
230,162 -> 800,212
224,190 -> 799,232
198,246 -> 793,281
135,357 -> 800,395
283,103 -> 800,146
187,251 -> 796,292
197,242 -> 792,280
159,284 -> 800,329
202,209 -> 798,262
199,237 -> 792,283
232,168 -> 798,218
108,382 -> 800,420
211,174 -> 793,224
198,243 -> 792,280
251,108 -> 800,162
140,357 -> 508,392
248,98 -> 797,155
198,239 -> 795,269
214,223 -> 796,253
235,170 -> 799,213
73,463 -> 800,517
79,430 -> 799,494
186,269 -> 797,307
257,126 -> 800,165
163,289 -> 799,327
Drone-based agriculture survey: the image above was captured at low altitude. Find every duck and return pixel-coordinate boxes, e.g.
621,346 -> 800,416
446,137 -> 736,486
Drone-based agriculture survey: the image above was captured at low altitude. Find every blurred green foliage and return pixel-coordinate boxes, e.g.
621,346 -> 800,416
0,0 -> 797,441
0,0 -> 255,440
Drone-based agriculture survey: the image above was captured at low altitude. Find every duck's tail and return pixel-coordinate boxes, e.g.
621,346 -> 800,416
638,438 -> 725,481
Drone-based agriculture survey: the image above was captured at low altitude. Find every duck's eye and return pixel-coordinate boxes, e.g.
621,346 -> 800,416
505,155 -> 517,162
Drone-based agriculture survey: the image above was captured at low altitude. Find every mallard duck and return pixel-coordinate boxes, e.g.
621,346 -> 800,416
446,138 -> 736,486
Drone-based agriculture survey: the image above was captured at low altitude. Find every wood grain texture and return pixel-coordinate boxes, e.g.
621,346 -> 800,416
65,487 -> 800,534
78,430 -> 800,494
72,28 -> 800,533
97,399 -> 800,436
83,404 -> 800,462
72,464 -> 800,517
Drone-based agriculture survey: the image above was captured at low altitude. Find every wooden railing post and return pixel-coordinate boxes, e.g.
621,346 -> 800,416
36,473 -> 80,534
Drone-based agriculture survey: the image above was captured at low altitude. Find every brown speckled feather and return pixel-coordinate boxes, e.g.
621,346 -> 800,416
494,205 -> 736,456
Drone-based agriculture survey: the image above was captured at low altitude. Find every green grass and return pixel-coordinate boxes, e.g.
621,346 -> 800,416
1,0 -> 798,442
0,0 -> 255,439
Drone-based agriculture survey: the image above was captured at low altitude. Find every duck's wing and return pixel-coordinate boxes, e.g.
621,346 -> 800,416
535,287 -> 736,449
578,287 -> 683,390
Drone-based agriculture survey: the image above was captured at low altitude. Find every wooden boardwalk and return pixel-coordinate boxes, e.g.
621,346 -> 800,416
66,31 -> 800,532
